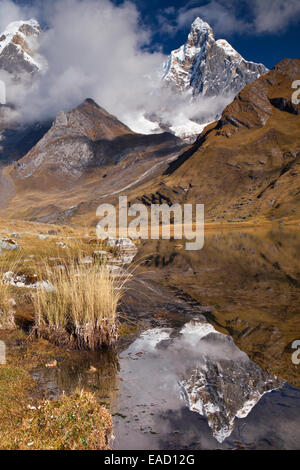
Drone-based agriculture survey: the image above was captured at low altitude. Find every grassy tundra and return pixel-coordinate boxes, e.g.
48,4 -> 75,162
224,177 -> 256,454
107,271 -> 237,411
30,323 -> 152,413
0,218 -> 134,449
0,219 -> 131,349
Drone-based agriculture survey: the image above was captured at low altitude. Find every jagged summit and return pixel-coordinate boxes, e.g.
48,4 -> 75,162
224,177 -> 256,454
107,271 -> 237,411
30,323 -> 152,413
0,19 -> 44,77
64,97 -> 134,141
162,16 -> 268,98
189,16 -> 214,39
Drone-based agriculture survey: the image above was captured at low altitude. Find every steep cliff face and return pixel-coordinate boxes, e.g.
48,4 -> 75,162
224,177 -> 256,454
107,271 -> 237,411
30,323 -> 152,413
157,16 -> 269,139
162,17 -> 268,99
0,19 -> 44,78
0,16 -> 268,142
121,318 -> 282,444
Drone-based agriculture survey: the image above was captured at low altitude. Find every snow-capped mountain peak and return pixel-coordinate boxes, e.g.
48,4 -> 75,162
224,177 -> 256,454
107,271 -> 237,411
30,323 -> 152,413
163,16 -> 268,98
0,19 -> 41,51
162,17 -> 215,93
189,16 -> 214,40
0,19 -> 44,77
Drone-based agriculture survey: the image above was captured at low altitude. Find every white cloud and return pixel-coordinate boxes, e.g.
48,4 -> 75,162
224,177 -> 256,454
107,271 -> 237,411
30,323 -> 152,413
251,0 -> 300,34
0,0 -> 228,135
164,0 -> 300,36
0,0 -> 37,32
0,0 -> 165,127
177,1 -> 248,35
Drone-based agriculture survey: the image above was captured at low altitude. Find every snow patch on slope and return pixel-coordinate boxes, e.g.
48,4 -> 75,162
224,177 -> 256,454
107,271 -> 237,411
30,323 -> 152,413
170,118 -> 212,140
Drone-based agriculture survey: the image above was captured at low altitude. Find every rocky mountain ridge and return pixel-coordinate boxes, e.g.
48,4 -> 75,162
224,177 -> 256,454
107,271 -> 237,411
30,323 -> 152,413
134,58 -> 300,224
0,19 -> 44,80
162,17 -> 268,99
12,98 -> 183,187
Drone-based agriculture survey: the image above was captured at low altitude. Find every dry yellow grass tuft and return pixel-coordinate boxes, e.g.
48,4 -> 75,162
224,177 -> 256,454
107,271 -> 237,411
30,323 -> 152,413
32,258 -> 129,350
0,257 -> 17,329
0,280 -> 11,327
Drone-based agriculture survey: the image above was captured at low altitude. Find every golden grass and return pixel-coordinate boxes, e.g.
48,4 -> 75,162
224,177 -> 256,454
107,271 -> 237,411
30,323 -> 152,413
0,219 -> 135,347
0,255 -> 18,329
0,279 -> 11,326
32,258 -> 128,350
0,365 -> 112,450
17,389 -> 112,450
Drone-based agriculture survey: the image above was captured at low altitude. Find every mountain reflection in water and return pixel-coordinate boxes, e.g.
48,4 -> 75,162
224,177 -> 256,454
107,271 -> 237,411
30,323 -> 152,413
114,317 -> 283,448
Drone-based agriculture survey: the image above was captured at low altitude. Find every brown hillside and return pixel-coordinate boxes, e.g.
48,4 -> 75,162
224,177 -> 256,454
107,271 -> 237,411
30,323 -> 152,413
0,99 -> 184,220
134,59 -> 300,224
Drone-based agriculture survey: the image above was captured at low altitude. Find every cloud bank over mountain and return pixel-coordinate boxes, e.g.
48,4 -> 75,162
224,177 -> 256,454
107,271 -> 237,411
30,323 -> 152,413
0,0 -> 169,130
0,0 -> 271,136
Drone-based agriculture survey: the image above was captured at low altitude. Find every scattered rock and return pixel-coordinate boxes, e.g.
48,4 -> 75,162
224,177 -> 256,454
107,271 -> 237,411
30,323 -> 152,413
56,242 -> 69,249
93,250 -> 112,260
106,265 -> 131,279
38,234 -> 49,240
11,233 -> 22,239
0,239 -> 20,251
2,272 -> 55,291
79,256 -> 93,265
106,237 -> 136,250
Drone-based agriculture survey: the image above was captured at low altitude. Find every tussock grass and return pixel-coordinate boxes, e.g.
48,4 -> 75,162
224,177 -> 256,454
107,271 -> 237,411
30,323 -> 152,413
0,258 -> 17,329
0,280 -> 11,326
0,219 -> 134,345
32,259 -> 129,350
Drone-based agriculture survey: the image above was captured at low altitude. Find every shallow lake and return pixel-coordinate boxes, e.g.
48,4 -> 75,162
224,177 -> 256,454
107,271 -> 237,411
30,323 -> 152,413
32,228 -> 300,450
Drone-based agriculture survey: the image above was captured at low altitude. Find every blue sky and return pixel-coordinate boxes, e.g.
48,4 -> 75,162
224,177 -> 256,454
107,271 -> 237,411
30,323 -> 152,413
126,0 -> 300,69
9,0 -> 300,69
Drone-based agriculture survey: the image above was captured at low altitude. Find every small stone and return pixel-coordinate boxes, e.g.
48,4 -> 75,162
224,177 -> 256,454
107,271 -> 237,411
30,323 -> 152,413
11,233 -> 22,239
79,256 -> 93,265
56,242 -> 68,249
38,234 -> 49,240
45,360 -> 57,368
0,239 -> 20,251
